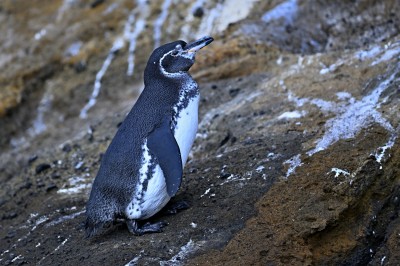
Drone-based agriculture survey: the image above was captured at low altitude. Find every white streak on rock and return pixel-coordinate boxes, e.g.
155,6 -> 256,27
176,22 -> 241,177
330,168 -> 350,178
276,55 -> 283,65
374,134 -> 397,163
308,70 -> 398,156
125,251 -> 144,266
196,3 -> 223,38
215,0 -> 257,33
57,176 -> 91,194
381,256 -> 386,265
200,188 -> 211,198
103,2 -> 119,15
354,46 -> 382,61
57,0 -> 77,21
11,255 -> 23,263
371,47 -> 400,66
190,222 -> 198,228
45,210 -> 85,227
64,41 -> 82,57
159,240 -> 203,266
34,28 -> 47,41
262,0 -> 298,24
38,237 -> 69,264
256,165 -> 265,173
336,91 -> 351,100
180,0 -> 206,39
278,110 -> 303,120
28,89 -> 53,136
126,6 -> 147,76
287,90 -> 308,107
219,174 -> 252,186
319,59 -> 344,75
153,0 -> 172,49
284,154 -> 303,178
79,39 -> 123,119
80,0 -> 149,118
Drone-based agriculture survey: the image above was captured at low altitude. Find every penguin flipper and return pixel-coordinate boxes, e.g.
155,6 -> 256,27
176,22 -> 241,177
148,118 -> 183,197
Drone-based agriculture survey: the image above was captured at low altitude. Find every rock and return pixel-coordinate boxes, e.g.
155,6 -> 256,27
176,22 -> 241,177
46,183 -> 58,192
51,172 -> 61,179
18,180 -> 32,190
2,211 -> 17,220
5,230 -> 16,239
35,163 -> 51,174
90,0 -> 105,9
0,0 -> 399,265
61,144 -> 72,153
192,7 -> 204,18
28,155 -> 38,164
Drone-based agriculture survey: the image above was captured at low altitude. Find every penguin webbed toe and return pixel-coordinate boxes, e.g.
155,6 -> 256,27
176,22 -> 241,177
162,200 -> 190,215
126,219 -> 168,236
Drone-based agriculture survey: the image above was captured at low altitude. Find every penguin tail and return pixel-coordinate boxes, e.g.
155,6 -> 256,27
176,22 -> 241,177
85,217 -> 114,238
84,218 -> 99,238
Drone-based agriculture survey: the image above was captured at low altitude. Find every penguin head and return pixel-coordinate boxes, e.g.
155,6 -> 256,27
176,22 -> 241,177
145,36 -> 213,78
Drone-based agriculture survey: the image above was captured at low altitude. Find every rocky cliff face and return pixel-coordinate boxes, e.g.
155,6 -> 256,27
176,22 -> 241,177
0,0 -> 399,265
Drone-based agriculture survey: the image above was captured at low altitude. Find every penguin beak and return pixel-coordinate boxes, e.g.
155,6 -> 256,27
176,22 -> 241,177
184,36 -> 214,54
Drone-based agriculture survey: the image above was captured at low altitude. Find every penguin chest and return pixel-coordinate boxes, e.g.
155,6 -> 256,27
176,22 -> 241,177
173,94 -> 199,165
126,141 -> 170,220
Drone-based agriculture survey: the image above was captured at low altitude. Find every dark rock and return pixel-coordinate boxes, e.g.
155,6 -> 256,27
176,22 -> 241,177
46,183 -> 58,192
28,155 -> 38,164
220,173 -> 231,179
36,180 -> 45,188
90,0 -> 105,8
51,172 -> 61,179
5,230 -> 16,239
35,163 -> 51,174
2,212 -> 18,220
19,181 -> 32,190
193,7 -> 204,18
62,144 -> 72,153
74,61 -> 87,73
0,197 -> 7,207
229,88 -> 241,98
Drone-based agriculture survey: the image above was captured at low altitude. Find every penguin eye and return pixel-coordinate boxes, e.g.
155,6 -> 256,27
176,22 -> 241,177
171,50 -> 179,56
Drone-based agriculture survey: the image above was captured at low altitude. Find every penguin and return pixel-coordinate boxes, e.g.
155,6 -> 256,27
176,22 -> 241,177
85,36 -> 213,237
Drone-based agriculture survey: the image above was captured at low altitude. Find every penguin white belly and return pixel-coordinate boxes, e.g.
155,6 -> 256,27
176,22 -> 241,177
126,141 -> 170,220
174,95 -> 199,165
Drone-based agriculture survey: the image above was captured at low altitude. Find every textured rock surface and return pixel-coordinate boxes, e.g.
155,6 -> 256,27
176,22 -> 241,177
0,0 -> 399,265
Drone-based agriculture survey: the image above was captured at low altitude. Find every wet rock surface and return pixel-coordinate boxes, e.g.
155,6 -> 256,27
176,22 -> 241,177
1,0 -> 400,265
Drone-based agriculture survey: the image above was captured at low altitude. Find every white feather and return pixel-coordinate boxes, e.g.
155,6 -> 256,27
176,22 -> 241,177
174,95 -> 199,165
126,141 -> 170,220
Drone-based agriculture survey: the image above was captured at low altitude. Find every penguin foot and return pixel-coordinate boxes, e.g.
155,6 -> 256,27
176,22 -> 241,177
164,200 -> 190,215
127,220 -> 168,236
